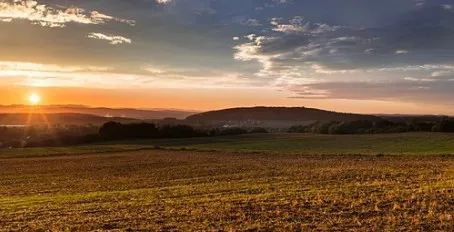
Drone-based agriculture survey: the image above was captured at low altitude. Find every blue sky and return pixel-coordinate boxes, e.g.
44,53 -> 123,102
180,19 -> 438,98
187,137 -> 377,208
0,0 -> 453,113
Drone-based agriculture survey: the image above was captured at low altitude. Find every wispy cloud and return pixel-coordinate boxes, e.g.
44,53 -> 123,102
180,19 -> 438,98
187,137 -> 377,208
87,33 -> 132,45
0,61 -> 261,89
156,0 -> 173,4
0,61 -> 111,73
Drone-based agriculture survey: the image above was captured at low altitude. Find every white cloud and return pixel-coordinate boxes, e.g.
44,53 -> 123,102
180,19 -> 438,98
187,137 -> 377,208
245,34 -> 256,41
143,67 -> 166,74
240,18 -> 261,27
404,77 -> 435,82
90,11 -> 135,26
0,0 -> 135,27
156,0 -> 173,4
233,36 -> 275,77
395,50 -> 409,54
87,33 -> 132,45
442,4 -> 452,10
272,0 -> 292,4
271,16 -> 338,34
271,17 -> 305,33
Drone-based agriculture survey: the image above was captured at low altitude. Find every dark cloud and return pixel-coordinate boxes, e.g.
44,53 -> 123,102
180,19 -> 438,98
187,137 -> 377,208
236,4 -> 454,71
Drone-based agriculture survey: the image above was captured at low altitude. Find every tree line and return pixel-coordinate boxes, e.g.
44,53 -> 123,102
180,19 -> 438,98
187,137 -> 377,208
3,122 -> 267,148
2,118 -> 453,148
288,118 -> 454,134
98,122 -> 268,140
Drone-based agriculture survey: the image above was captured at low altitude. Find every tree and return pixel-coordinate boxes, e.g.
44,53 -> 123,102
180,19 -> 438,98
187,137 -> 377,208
432,119 -> 454,132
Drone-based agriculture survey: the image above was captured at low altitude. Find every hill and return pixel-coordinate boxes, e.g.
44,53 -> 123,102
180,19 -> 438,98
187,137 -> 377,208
0,105 -> 195,120
0,113 -> 137,126
186,107 -> 380,122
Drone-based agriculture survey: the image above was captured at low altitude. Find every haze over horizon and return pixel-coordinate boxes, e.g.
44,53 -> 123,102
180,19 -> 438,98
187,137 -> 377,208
1,0 -> 454,115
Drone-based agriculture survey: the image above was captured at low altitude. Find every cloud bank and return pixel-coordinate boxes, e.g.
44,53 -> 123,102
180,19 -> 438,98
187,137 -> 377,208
0,0 -> 135,27
233,3 -> 454,104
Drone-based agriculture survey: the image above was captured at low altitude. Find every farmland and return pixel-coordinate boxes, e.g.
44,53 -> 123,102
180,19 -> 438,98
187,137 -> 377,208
115,132 -> 454,155
0,133 -> 453,231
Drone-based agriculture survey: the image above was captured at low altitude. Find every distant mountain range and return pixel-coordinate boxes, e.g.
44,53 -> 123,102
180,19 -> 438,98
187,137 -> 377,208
186,107 -> 380,122
0,113 -> 138,126
0,105 -> 196,120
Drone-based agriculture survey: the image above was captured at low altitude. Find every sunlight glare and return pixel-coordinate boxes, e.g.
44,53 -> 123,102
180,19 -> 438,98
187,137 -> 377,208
28,93 -> 41,105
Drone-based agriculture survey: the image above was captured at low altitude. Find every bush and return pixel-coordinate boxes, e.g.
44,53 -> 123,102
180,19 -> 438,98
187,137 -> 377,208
99,122 -> 205,141
288,125 -> 308,133
432,119 -> 454,132
159,125 -> 203,138
99,122 -> 159,140
289,119 -> 417,134
217,127 -> 248,136
249,127 -> 268,134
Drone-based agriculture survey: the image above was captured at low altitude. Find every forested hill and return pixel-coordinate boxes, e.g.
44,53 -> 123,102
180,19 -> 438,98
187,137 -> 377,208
186,107 -> 381,122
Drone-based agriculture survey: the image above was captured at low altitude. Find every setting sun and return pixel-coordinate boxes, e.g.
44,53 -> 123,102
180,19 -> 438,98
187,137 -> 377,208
28,93 -> 41,105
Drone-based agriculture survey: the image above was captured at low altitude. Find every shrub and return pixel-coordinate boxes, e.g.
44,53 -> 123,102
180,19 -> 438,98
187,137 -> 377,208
432,119 -> 454,132
217,127 -> 248,136
249,127 -> 268,134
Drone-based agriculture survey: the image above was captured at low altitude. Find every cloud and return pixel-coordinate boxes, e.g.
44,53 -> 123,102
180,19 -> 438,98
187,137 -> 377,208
235,4 -> 454,73
0,61 -> 154,88
232,4 -> 454,105
395,50 -> 409,54
0,61 -> 262,89
442,4 -> 452,10
282,62 -> 454,105
87,33 -> 132,45
156,0 -> 173,4
0,0 -> 135,27
0,61 -> 111,73
239,18 -> 261,27
291,80 -> 454,105
0,61 -> 129,88
273,0 -> 291,3
271,16 -> 338,34
90,11 -> 135,26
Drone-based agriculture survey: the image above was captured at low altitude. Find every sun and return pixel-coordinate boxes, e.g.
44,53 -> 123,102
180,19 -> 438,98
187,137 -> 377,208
28,93 -> 41,105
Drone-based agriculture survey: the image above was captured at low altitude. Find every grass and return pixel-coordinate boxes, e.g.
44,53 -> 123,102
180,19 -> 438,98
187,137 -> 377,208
1,133 -> 453,159
106,132 -> 454,155
0,133 -> 453,230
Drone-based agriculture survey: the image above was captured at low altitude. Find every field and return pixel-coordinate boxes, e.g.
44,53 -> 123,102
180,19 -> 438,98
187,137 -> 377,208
0,133 -> 453,231
116,132 -> 454,155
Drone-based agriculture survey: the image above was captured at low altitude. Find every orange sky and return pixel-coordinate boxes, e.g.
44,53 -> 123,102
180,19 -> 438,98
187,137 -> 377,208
1,86 -> 451,115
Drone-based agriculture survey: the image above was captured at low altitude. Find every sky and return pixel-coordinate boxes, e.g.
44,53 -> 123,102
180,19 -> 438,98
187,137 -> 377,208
0,0 -> 454,114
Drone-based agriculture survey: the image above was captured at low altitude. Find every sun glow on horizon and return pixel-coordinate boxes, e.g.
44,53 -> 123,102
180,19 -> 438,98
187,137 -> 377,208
28,93 -> 41,105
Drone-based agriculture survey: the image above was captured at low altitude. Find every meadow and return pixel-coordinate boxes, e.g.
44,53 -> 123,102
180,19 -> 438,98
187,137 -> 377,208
0,133 -> 453,231
119,132 -> 454,155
